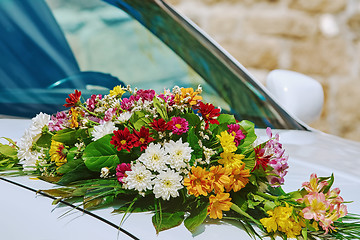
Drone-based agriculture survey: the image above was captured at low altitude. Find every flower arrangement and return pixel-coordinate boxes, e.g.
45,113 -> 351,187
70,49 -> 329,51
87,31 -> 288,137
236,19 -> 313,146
1,85 -> 359,239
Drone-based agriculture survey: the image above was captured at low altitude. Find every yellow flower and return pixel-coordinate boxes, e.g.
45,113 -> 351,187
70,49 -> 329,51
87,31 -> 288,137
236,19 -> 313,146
227,164 -> 251,192
208,165 -> 231,194
207,192 -> 232,219
109,85 -> 125,97
260,204 -> 303,239
49,140 -> 67,167
174,87 -> 202,106
184,166 -> 211,197
217,131 -> 237,153
69,107 -> 82,128
218,152 -> 245,169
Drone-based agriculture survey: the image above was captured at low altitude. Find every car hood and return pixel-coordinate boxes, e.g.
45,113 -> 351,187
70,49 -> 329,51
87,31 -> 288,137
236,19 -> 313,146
1,119 -> 360,240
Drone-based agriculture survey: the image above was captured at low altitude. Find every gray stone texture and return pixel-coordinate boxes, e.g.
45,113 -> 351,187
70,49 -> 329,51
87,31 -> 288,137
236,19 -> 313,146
168,0 -> 360,142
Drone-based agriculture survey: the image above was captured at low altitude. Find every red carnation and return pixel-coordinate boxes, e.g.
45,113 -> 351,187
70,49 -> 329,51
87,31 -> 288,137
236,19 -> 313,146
198,102 -> 221,129
133,126 -> 155,151
64,90 -> 82,108
110,128 -> 137,152
149,118 -> 173,132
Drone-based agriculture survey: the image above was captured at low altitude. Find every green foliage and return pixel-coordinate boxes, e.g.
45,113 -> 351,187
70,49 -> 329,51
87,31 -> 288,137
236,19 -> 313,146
83,135 -> 120,172
184,201 -> 208,233
153,210 -> 185,233
53,128 -> 88,145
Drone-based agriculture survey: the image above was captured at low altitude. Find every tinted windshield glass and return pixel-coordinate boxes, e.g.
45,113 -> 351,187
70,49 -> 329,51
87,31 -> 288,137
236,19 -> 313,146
0,0 -> 304,130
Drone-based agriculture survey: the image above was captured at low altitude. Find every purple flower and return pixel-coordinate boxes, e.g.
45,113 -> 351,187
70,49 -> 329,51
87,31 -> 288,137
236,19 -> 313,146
262,127 -> 289,187
227,124 -> 245,146
171,117 -> 189,135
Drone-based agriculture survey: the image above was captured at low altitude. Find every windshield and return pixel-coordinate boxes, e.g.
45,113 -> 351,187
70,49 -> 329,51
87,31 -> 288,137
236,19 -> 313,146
0,0 -> 305,130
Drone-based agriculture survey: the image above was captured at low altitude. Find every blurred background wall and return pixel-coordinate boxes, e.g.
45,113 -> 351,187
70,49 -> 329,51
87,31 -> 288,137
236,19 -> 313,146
167,0 -> 360,142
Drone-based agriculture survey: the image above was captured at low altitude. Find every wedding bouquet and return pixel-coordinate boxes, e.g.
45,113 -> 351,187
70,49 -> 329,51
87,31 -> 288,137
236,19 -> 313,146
1,85 -> 359,239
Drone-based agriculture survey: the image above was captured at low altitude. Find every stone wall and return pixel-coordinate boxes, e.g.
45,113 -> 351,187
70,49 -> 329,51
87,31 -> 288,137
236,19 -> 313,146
167,0 -> 360,142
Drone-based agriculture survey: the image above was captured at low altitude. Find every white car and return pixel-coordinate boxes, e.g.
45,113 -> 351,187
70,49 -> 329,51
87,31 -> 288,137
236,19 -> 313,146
1,0 -> 359,239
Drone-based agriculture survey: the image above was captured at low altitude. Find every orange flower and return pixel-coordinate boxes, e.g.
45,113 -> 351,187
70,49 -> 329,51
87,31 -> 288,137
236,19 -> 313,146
69,107 -> 83,128
184,166 -> 211,197
208,165 -> 231,194
226,164 -> 251,192
207,192 -> 232,219
174,87 -> 202,106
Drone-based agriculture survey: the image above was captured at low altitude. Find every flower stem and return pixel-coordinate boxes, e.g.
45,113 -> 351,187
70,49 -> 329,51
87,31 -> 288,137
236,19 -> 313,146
231,203 -> 264,230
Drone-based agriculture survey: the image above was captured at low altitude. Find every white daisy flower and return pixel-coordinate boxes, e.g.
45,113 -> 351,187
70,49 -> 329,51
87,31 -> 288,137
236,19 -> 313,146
123,163 -> 154,193
92,121 -> 118,141
153,169 -> 183,201
164,139 -> 193,171
138,143 -> 168,172
29,112 -> 50,135
115,111 -> 133,123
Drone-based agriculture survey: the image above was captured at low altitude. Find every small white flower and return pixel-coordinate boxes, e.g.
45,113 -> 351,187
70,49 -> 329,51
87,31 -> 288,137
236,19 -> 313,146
164,139 -> 193,171
153,169 -> 183,201
138,143 -> 168,172
116,111 -> 133,123
123,163 -> 154,193
100,167 -> 110,178
92,121 -> 118,141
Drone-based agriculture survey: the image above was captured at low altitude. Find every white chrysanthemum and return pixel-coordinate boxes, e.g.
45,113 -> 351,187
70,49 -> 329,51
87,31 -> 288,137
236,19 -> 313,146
164,139 -> 193,171
123,163 -> 154,193
29,112 -> 50,135
153,169 -> 183,201
138,143 -> 168,172
92,121 -> 118,141
115,111 -> 133,123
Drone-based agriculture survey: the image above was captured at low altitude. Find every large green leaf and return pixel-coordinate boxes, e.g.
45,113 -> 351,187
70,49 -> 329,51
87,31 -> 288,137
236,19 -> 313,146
56,162 -> 96,185
52,129 -> 88,145
184,201 -> 208,233
238,120 -> 257,151
83,135 -> 120,172
129,111 -> 150,131
217,114 -> 236,125
36,133 -> 52,148
0,144 -> 17,157
182,112 -> 200,127
187,128 -> 202,164
152,211 -> 185,233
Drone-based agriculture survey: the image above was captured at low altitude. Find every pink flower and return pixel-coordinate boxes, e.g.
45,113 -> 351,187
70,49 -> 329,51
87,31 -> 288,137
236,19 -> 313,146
103,108 -> 117,122
135,89 -> 155,101
121,97 -> 135,111
48,111 -> 68,131
227,124 -> 245,146
86,94 -> 102,111
116,163 -> 132,183
171,117 -> 189,135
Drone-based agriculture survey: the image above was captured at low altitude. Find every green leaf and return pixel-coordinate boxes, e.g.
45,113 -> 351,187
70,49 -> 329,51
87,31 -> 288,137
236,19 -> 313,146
129,111 -> 149,131
184,201 -> 208,233
322,173 -> 334,194
238,120 -> 257,150
56,163 -> 95,185
0,144 -> 17,157
187,128 -> 202,164
302,227 -> 308,240
0,137 -> 17,147
36,133 -> 52,148
217,114 -> 236,124
53,129 -> 88,145
57,157 -> 83,175
182,113 -> 200,127
83,135 -> 120,172
153,97 -> 168,121
152,211 -> 185,233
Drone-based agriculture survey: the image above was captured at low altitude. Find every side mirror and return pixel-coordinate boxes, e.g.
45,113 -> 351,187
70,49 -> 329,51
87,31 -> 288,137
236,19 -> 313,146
266,69 -> 324,125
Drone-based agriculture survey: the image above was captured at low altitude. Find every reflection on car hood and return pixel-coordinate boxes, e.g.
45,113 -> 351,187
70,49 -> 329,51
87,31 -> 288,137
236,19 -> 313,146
1,119 -> 360,240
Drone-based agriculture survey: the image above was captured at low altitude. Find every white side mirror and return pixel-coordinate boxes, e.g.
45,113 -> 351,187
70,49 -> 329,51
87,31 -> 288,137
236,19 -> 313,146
266,69 -> 324,125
